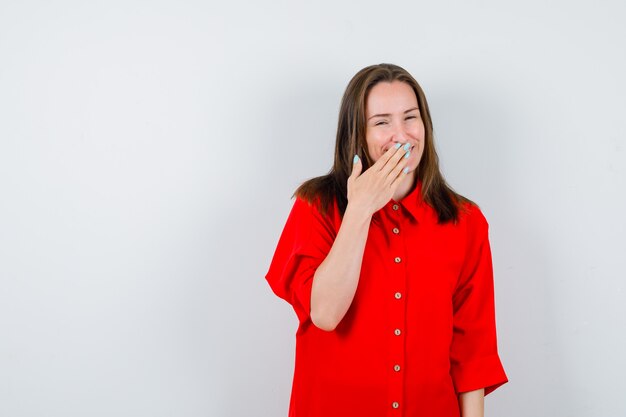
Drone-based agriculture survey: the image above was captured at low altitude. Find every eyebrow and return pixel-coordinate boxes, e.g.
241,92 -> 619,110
368,107 -> 420,121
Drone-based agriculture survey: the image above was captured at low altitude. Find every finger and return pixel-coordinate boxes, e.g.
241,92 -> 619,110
372,142 -> 404,171
380,143 -> 411,175
349,154 -> 362,180
386,152 -> 410,186
389,161 -> 411,190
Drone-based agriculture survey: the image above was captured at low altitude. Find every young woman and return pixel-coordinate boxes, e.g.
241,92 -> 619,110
265,63 -> 508,417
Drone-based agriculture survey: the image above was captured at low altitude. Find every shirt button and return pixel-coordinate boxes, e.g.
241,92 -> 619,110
392,401 -> 400,409
394,257 -> 401,263
394,328 -> 401,336
392,204 -> 399,210
392,227 -> 399,234
394,292 -> 402,299
394,364 -> 401,372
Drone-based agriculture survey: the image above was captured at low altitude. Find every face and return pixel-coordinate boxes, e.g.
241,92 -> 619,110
364,81 -> 425,172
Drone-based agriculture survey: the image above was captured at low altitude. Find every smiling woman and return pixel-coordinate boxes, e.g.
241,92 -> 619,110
365,80 -> 425,201
265,63 -> 508,417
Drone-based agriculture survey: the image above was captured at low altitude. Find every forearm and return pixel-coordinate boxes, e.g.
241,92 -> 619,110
310,204 -> 372,331
458,388 -> 484,417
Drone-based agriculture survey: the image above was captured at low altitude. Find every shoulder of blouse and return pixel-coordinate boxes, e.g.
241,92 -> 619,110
458,199 -> 489,236
295,193 -> 340,220
291,194 -> 341,230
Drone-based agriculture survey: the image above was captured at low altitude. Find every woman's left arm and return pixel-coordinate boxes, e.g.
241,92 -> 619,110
458,388 -> 484,417
449,205 -> 508,397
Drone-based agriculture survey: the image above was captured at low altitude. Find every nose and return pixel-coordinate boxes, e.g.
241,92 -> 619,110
391,122 -> 411,143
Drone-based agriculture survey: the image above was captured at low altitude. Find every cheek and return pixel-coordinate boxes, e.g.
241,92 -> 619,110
417,143 -> 425,158
365,134 -> 385,157
412,122 -> 426,138
369,145 -> 383,162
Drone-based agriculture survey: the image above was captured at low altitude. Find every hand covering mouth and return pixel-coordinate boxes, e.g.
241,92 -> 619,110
385,144 -> 415,152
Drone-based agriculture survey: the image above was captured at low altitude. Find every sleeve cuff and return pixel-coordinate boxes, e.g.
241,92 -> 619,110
450,353 -> 509,396
290,257 -> 317,327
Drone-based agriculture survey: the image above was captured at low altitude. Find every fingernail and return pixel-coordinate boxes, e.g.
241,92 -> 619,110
404,151 -> 411,159
403,167 -> 409,174
353,154 -> 359,164
394,143 -> 402,149
403,143 -> 410,151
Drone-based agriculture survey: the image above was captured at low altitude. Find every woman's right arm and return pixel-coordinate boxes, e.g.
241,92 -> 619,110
309,204 -> 372,331
310,144 -> 411,331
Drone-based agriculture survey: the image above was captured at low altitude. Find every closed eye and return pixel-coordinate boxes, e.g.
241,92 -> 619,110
375,121 -> 388,126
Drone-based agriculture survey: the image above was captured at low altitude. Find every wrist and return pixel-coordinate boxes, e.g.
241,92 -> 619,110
344,203 -> 373,226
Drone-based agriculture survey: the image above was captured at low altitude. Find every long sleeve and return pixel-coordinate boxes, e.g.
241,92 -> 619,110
265,196 -> 336,327
449,205 -> 508,396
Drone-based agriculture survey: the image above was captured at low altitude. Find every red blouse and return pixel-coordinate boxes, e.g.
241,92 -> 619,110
265,179 -> 508,417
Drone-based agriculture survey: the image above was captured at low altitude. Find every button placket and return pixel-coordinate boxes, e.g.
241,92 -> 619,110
388,202 -> 406,414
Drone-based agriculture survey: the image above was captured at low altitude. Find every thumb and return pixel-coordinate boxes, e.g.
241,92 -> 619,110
351,154 -> 362,177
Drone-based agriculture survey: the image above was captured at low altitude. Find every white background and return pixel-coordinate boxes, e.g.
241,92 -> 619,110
1,1 -> 624,416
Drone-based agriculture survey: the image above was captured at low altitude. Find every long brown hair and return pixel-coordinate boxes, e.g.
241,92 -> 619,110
293,63 -> 474,224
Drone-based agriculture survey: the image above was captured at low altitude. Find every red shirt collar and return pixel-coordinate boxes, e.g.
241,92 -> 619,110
383,178 -> 432,223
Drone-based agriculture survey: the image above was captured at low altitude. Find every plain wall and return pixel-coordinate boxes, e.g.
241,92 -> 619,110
1,0 -> 624,416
